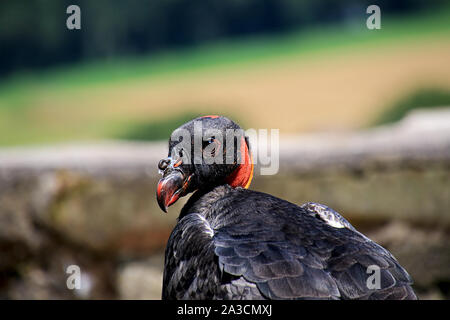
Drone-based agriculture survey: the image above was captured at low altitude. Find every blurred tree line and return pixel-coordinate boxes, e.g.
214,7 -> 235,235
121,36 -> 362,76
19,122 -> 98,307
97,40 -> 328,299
0,0 -> 446,78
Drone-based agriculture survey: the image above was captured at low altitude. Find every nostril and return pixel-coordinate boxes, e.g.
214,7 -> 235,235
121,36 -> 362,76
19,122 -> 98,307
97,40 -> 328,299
158,159 -> 169,170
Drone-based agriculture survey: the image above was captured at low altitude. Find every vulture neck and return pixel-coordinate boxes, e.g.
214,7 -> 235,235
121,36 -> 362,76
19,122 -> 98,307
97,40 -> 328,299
178,185 -> 234,220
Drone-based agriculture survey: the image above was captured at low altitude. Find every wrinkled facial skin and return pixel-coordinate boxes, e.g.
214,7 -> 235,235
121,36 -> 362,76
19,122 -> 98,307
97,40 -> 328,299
156,116 -> 246,212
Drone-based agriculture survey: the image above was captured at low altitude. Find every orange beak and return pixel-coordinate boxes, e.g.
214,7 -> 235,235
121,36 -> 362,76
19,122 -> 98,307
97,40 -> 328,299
156,170 -> 185,212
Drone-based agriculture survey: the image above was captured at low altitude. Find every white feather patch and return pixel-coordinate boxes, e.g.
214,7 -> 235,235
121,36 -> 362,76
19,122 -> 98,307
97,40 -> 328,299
195,213 -> 215,238
302,202 -> 355,230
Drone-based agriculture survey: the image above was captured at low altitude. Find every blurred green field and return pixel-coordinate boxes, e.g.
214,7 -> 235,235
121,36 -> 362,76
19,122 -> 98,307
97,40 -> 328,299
0,8 -> 450,146
374,88 -> 450,126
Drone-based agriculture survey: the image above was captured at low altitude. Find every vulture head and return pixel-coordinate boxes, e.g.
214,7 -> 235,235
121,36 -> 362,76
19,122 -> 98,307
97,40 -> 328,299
156,115 -> 253,212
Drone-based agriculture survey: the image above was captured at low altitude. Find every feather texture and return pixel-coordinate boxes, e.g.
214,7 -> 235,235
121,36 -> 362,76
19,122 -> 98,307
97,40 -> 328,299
162,185 -> 416,300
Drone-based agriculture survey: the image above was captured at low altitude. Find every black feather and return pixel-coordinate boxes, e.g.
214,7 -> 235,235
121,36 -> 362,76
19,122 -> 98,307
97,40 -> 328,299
162,185 -> 417,300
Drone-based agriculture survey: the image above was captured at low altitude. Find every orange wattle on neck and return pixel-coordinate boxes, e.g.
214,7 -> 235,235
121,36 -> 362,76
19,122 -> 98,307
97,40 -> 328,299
226,137 -> 254,189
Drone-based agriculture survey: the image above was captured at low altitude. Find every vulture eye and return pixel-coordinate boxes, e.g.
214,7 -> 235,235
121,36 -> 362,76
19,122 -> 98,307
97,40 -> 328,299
202,137 -> 214,149
203,137 -> 219,158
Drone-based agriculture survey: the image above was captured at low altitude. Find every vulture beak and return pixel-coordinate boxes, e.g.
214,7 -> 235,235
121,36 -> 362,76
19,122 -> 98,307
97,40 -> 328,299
157,155 -> 193,212
156,170 -> 185,213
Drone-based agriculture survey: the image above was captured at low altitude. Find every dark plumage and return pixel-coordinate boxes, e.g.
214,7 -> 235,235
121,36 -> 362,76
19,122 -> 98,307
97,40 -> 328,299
157,116 -> 417,300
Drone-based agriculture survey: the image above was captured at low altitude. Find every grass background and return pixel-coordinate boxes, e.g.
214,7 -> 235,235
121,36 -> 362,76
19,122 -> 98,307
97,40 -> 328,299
0,7 -> 449,145
373,88 -> 450,126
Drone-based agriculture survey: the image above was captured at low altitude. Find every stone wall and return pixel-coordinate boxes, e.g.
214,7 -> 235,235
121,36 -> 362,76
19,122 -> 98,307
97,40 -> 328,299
0,109 -> 449,299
